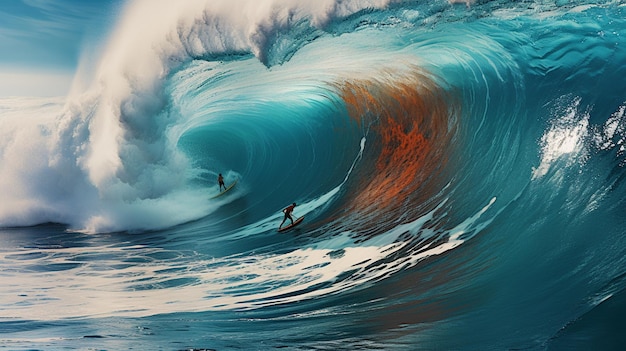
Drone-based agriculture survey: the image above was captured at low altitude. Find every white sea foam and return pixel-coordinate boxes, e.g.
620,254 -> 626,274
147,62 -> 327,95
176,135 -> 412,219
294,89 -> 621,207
0,196 -> 496,319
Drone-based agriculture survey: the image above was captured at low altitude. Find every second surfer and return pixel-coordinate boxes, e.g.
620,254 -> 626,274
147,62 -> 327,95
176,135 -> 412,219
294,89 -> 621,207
279,203 -> 297,229
218,173 -> 226,191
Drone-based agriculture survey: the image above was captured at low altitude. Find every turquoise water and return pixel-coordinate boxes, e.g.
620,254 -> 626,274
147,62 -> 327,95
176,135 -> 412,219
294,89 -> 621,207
1,1 -> 626,349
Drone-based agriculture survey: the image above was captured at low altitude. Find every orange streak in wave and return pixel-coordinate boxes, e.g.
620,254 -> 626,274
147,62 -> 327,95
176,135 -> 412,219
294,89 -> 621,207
333,68 -> 458,230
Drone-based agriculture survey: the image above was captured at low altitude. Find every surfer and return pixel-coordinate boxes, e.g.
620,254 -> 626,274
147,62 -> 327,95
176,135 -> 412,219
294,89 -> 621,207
279,203 -> 297,229
218,173 -> 226,191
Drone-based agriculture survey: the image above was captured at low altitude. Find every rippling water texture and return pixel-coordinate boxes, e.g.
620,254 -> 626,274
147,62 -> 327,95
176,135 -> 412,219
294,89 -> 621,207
1,1 -> 626,350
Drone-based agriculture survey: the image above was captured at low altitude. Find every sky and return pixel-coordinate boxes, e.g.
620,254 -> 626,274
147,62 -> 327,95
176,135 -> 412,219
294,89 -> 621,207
0,0 -> 121,97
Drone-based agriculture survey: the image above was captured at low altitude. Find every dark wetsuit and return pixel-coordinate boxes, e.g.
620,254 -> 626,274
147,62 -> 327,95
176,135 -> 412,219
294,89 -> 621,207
218,174 -> 225,191
280,204 -> 296,228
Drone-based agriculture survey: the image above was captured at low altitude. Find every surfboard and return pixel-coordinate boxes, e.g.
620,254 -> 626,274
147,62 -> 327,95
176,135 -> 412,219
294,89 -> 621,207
211,179 -> 238,199
278,216 -> 304,232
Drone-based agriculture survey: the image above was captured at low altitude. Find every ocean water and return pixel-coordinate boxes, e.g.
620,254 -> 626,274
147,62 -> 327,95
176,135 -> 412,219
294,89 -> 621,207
2,0 -> 626,350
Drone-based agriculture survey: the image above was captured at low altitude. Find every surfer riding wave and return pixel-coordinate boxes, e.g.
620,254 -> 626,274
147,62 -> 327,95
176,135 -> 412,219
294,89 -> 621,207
279,203 -> 297,229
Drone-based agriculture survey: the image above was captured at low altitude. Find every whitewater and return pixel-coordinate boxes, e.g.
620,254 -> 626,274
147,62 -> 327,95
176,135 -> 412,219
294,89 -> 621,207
1,0 -> 626,350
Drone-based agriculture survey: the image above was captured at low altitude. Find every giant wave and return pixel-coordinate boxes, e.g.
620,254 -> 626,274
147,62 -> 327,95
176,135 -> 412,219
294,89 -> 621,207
1,0 -> 626,350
